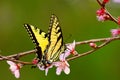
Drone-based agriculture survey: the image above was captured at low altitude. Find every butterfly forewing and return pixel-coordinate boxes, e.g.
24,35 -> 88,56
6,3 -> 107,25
24,24 -> 49,59
45,14 -> 65,62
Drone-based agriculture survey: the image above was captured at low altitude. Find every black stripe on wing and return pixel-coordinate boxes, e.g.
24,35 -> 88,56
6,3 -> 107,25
24,24 -> 39,46
24,23 -> 42,60
47,14 -> 63,41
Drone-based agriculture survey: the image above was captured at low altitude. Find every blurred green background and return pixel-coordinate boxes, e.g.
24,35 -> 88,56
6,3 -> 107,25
0,0 -> 120,80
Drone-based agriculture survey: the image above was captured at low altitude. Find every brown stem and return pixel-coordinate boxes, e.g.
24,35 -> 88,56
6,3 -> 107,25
96,0 -> 102,6
106,12 -> 118,24
70,36 -> 120,45
0,49 -> 37,61
67,38 -> 111,61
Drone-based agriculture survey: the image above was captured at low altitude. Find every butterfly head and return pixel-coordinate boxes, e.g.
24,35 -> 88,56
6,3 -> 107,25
42,58 -> 53,68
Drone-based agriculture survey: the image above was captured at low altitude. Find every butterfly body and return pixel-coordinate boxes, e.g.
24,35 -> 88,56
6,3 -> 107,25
24,14 -> 65,67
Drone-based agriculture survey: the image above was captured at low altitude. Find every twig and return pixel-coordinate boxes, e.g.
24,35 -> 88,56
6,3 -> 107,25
0,36 -> 120,65
0,49 -> 37,61
67,38 -> 112,61
69,36 -> 120,45
97,0 -> 103,7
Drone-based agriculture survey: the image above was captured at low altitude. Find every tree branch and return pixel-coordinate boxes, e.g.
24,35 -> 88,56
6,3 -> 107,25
0,36 -> 120,65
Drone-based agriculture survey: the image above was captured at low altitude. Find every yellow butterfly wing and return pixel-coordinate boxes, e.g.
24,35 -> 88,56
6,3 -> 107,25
44,14 -> 65,62
24,24 -> 49,60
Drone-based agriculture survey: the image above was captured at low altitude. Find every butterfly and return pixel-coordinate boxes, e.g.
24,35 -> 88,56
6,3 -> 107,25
24,14 -> 65,68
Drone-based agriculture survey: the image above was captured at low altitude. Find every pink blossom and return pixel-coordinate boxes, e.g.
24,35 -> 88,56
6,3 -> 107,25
96,8 -> 105,16
96,15 -> 106,21
111,28 -> 120,37
53,50 -> 70,75
7,61 -> 22,78
96,8 -> 109,21
52,40 -> 77,75
64,40 -> 78,58
67,40 -> 76,53
53,60 -> 70,75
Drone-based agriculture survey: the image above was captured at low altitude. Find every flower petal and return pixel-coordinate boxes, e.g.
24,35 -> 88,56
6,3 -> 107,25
67,40 -> 76,50
111,29 -> 120,37
72,40 -> 76,48
65,61 -> 70,67
53,62 -> 61,67
59,53 -> 66,61
64,49 -> 71,57
45,68 -> 48,76
56,67 -> 62,75
14,70 -> 20,78
67,44 -> 72,50
10,65 -> 17,72
64,66 -> 70,75
7,61 -> 16,66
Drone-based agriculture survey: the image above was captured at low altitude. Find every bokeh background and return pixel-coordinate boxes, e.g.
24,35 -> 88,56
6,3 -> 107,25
0,0 -> 120,80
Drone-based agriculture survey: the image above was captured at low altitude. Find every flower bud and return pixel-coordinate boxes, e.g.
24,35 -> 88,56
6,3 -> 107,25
89,42 -> 97,48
